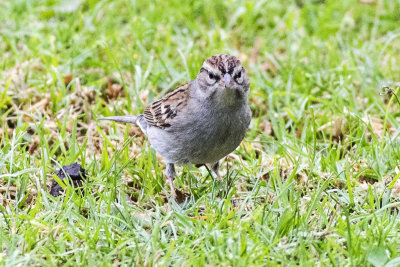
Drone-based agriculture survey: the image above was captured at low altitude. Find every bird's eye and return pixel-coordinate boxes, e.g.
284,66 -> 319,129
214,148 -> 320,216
235,71 -> 241,79
208,73 -> 215,80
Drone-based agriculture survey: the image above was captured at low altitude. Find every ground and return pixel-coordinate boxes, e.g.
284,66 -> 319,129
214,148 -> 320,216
1,0 -> 400,266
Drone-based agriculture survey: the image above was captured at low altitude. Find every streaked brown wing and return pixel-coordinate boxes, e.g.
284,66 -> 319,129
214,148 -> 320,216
143,82 -> 190,129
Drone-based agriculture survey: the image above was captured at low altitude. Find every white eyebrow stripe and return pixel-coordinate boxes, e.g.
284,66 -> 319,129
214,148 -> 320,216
202,62 -> 222,75
202,62 -> 214,70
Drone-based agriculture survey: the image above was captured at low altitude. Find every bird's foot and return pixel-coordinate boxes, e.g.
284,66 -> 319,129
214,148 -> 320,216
211,162 -> 223,182
168,178 -> 177,199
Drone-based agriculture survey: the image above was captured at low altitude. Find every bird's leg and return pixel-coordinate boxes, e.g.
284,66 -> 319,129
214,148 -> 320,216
166,163 -> 176,198
211,161 -> 223,182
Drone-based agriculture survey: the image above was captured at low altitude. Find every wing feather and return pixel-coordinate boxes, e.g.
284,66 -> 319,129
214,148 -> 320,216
143,82 -> 190,129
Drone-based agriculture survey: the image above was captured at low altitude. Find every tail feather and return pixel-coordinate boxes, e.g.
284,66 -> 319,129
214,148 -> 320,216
98,115 -> 138,124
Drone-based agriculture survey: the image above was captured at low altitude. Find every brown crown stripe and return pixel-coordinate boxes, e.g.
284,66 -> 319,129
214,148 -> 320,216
205,54 -> 241,76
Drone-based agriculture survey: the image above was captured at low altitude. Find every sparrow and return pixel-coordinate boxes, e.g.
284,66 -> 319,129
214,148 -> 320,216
100,54 -> 251,198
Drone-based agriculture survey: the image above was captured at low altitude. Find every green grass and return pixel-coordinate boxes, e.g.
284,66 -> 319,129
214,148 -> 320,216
1,0 -> 400,265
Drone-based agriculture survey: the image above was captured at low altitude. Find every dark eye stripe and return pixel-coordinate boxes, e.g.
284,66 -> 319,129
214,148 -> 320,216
201,67 -> 220,82
234,71 -> 241,79
234,68 -> 243,79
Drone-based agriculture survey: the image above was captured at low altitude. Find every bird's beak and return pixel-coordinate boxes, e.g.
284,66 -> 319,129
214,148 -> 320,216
221,73 -> 232,88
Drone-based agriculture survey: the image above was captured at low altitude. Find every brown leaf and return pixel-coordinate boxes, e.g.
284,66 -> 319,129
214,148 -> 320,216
140,88 -> 149,103
363,116 -> 395,139
128,125 -> 145,139
28,135 -> 40,155
297,171 -> 308,185
260,61 -> 279,75
27,94 -> 50,113
359,176 -> 378,184
106,78 -> 125,100
259,119 -> 272,135
21,113 -> 34,123
392,169 -> 400,194
0,185 -> 36,207
63,74 -> 73,86
317,117 -> 347,139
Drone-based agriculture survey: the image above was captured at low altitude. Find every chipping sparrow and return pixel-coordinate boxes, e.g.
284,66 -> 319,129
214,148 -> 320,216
100,54 -> 251,198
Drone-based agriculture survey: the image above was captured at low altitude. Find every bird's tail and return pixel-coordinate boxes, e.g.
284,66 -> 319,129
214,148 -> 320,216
98,115 -> 138,124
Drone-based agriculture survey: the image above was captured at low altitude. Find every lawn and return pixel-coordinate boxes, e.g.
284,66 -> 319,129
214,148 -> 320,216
1,0 -> 400,266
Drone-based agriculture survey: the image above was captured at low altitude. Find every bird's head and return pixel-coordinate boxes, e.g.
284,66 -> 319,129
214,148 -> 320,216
195,54 -> 250,107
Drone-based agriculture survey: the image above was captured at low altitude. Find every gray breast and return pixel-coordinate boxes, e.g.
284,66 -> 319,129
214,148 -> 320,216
147,104 -> 251,165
